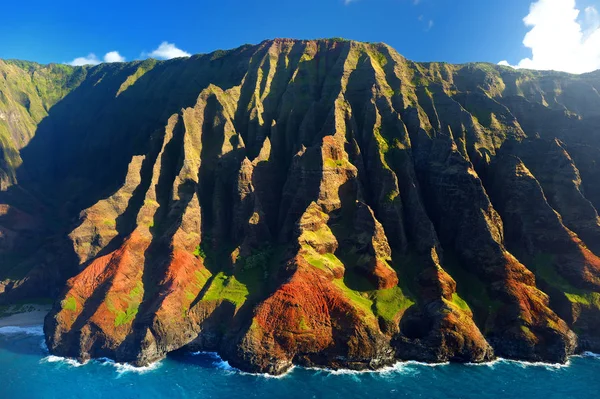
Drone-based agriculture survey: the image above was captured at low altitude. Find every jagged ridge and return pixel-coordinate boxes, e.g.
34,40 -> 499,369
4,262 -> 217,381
1,39 -> 600,374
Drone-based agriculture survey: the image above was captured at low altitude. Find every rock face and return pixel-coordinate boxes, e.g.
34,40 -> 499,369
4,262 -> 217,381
1,39 -> 600,374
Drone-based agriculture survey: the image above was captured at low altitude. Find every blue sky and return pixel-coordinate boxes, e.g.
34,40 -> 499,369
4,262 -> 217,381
1,0 -> 599,73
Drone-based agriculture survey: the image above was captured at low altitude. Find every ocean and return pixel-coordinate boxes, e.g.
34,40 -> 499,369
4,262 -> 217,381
1,325 -> 599,399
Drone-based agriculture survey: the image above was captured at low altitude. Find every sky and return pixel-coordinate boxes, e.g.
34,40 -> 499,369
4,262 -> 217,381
0,0 -> 599,73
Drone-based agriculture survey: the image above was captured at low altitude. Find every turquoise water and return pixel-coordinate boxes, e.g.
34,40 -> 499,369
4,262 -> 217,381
1,325 -> 599,399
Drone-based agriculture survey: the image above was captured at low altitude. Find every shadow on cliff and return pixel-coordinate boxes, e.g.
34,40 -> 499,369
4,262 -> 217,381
0,46 -> 256,303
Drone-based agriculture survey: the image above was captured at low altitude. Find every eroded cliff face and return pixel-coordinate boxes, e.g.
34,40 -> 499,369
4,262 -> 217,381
1,39 -> 600,374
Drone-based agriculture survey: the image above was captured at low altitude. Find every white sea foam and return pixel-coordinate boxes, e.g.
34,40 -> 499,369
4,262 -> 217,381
465,358 -> 503,369
0,325 -> 44,336
492,358 -> 570,370
189,351 -> 456,377
97,357 -> 162,375
190,351 -> 293,378
41,355 -> 87,367
402,360 -> 450,368
239,366 -> 296,379
466,355 -> 578,371
38,353 -> 161,374
307,364 -> 405,376
292,360 -> 441,377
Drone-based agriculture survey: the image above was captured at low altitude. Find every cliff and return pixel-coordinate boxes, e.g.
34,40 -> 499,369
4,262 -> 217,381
1,39 -> 599,374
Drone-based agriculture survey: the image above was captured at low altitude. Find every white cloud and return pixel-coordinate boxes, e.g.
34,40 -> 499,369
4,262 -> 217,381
69,53 -> 100,66
148,42 -> 191,60
68,51 -> 125,66
500,0 -> 600,74
104,51 -> 125,63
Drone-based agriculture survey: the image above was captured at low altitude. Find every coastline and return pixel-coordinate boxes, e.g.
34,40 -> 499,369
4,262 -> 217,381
33,348 -> 598,378
1,322 -> 598,398
0,304 -> 51,328
1,307 -> 599,377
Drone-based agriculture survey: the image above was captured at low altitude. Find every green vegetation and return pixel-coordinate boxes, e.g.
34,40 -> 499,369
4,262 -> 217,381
193,245 -> 206,259
184,290 -> 196,301
328,247 -> 417,323
450,292 -> 471,312
329,268 -> 414,323
182,269 -> 212,314
144,199 -> 159,207
333,278 -> 374,315
201,272 -> 250,306
116,59 -> 157,97
304,250 -> 344,273
520,325 -> 536,340
373,126 -> 390,154
300,228 -> 335,245
210,49 -> 229,61
114,303 -> 138,327
107,282 -> 143,327
372,286 -> 414,322
237,245 -> 274,271
102,219 -> 116,228
436,251 -> 502,329
298,316 -> 310,331
369,49 -> 388,68
532,254 -> 600,309
324,158 -> 347,168
564,292 -> 600,307
384,190 -> 398,203
460,100 -> 493,127
412,75 -> 431,88
532,254 -> 567,289
61,296 -> 77,312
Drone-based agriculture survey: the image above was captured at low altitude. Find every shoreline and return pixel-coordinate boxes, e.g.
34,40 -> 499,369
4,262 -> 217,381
33,348 -> 600,378
1,309 -> 598,376
191,351 -> 599,377
0,305 -> 51,328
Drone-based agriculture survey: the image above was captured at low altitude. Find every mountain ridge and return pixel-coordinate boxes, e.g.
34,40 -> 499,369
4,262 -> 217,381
1,38 -> 600,374
7,37 -> 600,78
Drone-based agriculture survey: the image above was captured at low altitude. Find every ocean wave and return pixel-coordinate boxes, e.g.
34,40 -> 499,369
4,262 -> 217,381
238,368 -> 295,379
307,364 -> 411,377
97,358 -> 162,375
41,355 -> 87,367
402,360 -> 450,368
190,351 -> 239,373
190,351 -> 293,378
39,354 -> 161,374
464,358 -> 503,369
581,352 -> 600,359
189,351 -> 456,377
295,361 -> 441,377
493,358 -> 570,370
0,325 -> 44,336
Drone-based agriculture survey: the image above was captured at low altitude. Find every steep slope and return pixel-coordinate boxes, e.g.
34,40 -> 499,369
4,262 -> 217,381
1,39 -> 599,374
